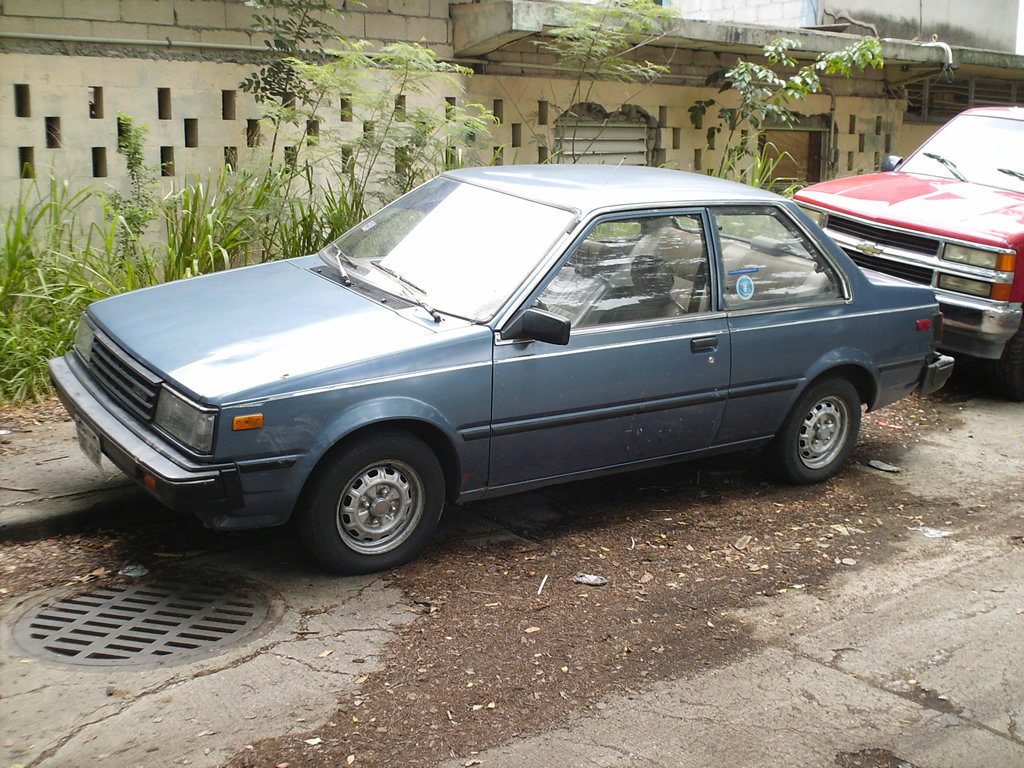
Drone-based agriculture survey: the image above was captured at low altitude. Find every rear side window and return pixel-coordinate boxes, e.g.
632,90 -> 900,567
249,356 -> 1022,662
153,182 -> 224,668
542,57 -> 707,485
713,206 -> 841,309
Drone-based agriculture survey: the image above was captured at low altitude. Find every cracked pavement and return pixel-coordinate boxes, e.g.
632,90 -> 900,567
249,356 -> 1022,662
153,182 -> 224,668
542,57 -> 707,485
3,395 -> 1024,768
1,428 -> 415,768
2,564 -> 411,768
439,396 -> 1024,768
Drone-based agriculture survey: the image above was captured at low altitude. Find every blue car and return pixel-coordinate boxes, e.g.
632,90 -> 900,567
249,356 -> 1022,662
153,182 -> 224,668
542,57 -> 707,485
50,166 -> 952,573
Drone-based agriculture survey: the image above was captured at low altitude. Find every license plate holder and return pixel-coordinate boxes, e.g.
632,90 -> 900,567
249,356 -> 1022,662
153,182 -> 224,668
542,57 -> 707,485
75,418 -> 103,470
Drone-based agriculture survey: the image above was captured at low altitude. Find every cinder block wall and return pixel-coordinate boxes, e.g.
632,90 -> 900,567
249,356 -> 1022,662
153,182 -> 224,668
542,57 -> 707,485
673,0 -> 814,27
0,0 -> 452,54
2,55 -> 266,195
0,0 -> 919,206
0,0 -> 457,202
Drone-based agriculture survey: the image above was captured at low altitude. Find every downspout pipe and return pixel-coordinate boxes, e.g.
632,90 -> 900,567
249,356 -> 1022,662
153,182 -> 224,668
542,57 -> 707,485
921,35 -> 956,78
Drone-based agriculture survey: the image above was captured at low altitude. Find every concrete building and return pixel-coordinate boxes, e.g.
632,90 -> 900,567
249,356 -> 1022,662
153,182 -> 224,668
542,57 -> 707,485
675,0 -> 1024,54
3,0 -> 1024,206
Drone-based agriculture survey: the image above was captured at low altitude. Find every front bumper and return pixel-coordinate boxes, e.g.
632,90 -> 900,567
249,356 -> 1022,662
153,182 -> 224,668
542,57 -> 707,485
937,294 -> 1022,360
49,353 -> 244,519
918,352 -> 955,397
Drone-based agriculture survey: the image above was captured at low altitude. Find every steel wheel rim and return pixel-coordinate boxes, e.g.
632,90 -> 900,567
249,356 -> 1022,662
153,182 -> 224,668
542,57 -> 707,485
335,459 -> 424,555
797,395 -> 849,470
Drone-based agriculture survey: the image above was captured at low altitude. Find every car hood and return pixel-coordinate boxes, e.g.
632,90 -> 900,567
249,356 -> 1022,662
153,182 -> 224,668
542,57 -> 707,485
797,172 -> 1024,248
87,259 -> 448,401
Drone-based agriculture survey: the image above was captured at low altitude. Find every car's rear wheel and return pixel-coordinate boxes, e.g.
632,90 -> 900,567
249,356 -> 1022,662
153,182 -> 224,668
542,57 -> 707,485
993,327 -> 1024,401
769,377 -> 861,484
298,431 -> 445,574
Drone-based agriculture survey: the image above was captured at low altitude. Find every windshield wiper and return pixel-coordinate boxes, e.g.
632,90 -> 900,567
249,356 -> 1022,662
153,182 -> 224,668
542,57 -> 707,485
374,263 -> 442,323
998,167 -> 1024,183
321,242 -> 355,286
923,152 -> 967,182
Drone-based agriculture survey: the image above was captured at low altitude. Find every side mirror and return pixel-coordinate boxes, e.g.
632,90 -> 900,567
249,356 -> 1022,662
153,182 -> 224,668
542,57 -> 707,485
503,307 -> 571,346
880,154 -> 903,172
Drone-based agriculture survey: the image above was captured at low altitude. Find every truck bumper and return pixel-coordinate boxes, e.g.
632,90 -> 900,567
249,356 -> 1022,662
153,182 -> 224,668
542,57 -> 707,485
938,294 -> 1022,360
49,353 -> 295,529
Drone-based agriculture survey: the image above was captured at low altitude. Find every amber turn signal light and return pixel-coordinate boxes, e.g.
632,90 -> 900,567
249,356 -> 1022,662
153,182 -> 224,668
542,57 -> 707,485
232,414 -> 264,431
991,283 -> 1013,301
996,252 -> 1016,272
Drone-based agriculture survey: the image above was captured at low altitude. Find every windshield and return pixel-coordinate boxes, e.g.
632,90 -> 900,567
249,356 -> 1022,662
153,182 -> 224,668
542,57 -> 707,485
320,178 -> 576,321
900,114 -> 1024,193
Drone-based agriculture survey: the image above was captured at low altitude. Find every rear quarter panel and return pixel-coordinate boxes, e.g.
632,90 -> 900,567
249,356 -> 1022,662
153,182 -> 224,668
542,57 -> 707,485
717,222 -> 937,445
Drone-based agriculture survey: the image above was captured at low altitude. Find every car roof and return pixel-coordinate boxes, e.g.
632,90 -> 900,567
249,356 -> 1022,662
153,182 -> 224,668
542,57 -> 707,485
443,164 -> 779,213
960,106 -> 1024,120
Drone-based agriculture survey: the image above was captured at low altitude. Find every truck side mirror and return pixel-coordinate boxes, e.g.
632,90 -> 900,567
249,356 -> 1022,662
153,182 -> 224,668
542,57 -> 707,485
880,155 -> 903,172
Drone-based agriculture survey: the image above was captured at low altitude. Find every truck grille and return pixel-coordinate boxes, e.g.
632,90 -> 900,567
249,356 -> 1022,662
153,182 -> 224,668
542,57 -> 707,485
826,214 -> 941,257
88,332 -> 163,421
841,249 -> 935,285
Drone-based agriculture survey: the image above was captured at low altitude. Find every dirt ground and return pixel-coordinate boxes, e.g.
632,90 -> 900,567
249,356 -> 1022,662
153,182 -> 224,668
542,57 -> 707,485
1,376 -> 983,768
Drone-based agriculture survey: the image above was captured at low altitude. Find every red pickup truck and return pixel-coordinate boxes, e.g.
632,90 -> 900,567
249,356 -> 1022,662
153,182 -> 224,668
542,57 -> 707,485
795,107 -> 1024,399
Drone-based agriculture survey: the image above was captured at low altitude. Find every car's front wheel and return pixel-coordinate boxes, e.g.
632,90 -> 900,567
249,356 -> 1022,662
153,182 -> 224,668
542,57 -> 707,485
769,377 -> 861,484
298,431 -> 445,574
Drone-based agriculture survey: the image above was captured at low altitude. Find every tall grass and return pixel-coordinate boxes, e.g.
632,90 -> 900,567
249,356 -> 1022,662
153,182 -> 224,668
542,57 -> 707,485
1,181 -> 115,400
0,161 -> 365,403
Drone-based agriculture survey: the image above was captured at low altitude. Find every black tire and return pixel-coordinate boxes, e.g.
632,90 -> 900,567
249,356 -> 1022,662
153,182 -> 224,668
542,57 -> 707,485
298,430 -> 445,574
994,327 -> 1024,401
769,377 -> 862,484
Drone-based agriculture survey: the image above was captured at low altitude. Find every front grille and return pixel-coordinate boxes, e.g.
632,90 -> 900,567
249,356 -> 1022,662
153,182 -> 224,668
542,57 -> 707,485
842,249 -> 935,285
88,332 -> 163,421
827,215 -> 941,257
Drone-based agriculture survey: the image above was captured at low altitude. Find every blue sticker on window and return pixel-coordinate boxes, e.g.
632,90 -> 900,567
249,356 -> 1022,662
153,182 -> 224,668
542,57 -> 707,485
736,274 -> 755,300
728,267 -> 759,276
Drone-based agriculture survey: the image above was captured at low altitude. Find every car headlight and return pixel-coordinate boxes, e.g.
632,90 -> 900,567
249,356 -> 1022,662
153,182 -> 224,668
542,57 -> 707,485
155,387 -> 217,453
798,205 -> 825,227
942,244 -> 999,270
74,317 -> 95,364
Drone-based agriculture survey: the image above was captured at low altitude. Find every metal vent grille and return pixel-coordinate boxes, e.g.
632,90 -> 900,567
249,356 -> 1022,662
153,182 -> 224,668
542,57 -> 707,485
554,120 -> 651,166
826,215 -> 940,257
12,581 -> 271,667
87,331 -> 162,421
906,77 -> 1023,123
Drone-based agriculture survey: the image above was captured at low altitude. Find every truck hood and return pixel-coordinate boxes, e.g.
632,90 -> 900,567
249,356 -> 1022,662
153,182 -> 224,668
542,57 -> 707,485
797,172 -> 1024,248
87,259 -> 445,401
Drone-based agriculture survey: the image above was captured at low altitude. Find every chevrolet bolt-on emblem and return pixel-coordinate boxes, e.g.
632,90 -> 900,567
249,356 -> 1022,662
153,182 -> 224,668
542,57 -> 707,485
854,241 -> 883,256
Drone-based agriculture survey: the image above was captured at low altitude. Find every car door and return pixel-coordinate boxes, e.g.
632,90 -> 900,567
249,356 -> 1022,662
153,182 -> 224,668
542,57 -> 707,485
488,210 -> 731,492
709,204 -> 850,444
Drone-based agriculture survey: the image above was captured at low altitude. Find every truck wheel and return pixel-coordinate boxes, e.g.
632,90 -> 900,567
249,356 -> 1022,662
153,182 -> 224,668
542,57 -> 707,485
769,377 -> 861,484
994,328 -> 1024,401
298,431 -> 445,574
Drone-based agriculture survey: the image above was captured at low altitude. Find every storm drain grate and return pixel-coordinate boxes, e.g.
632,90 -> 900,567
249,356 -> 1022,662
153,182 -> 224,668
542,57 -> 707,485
12,580 -> 271,668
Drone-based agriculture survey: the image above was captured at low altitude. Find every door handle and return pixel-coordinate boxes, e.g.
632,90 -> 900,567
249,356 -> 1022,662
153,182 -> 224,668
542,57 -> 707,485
690,335 -> 718,352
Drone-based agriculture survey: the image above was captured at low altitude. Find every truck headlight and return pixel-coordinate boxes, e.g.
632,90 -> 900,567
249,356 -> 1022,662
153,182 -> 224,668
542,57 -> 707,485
942,244 -> 998,270
938,273 -> 993,298
155,387 -> 217,453
798,205 -> 825,226
74,317 -> 95,364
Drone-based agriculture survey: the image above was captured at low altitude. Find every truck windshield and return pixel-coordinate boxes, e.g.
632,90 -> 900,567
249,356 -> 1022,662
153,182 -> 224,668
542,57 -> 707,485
900,114 -> 1024,194
319,177 -> 575,322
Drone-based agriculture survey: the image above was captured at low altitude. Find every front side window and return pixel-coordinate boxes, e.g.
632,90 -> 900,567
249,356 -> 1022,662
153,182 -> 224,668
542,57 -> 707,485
535,213 -> 711,328
714,207 -> 841,310
320,178 -> 576,321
